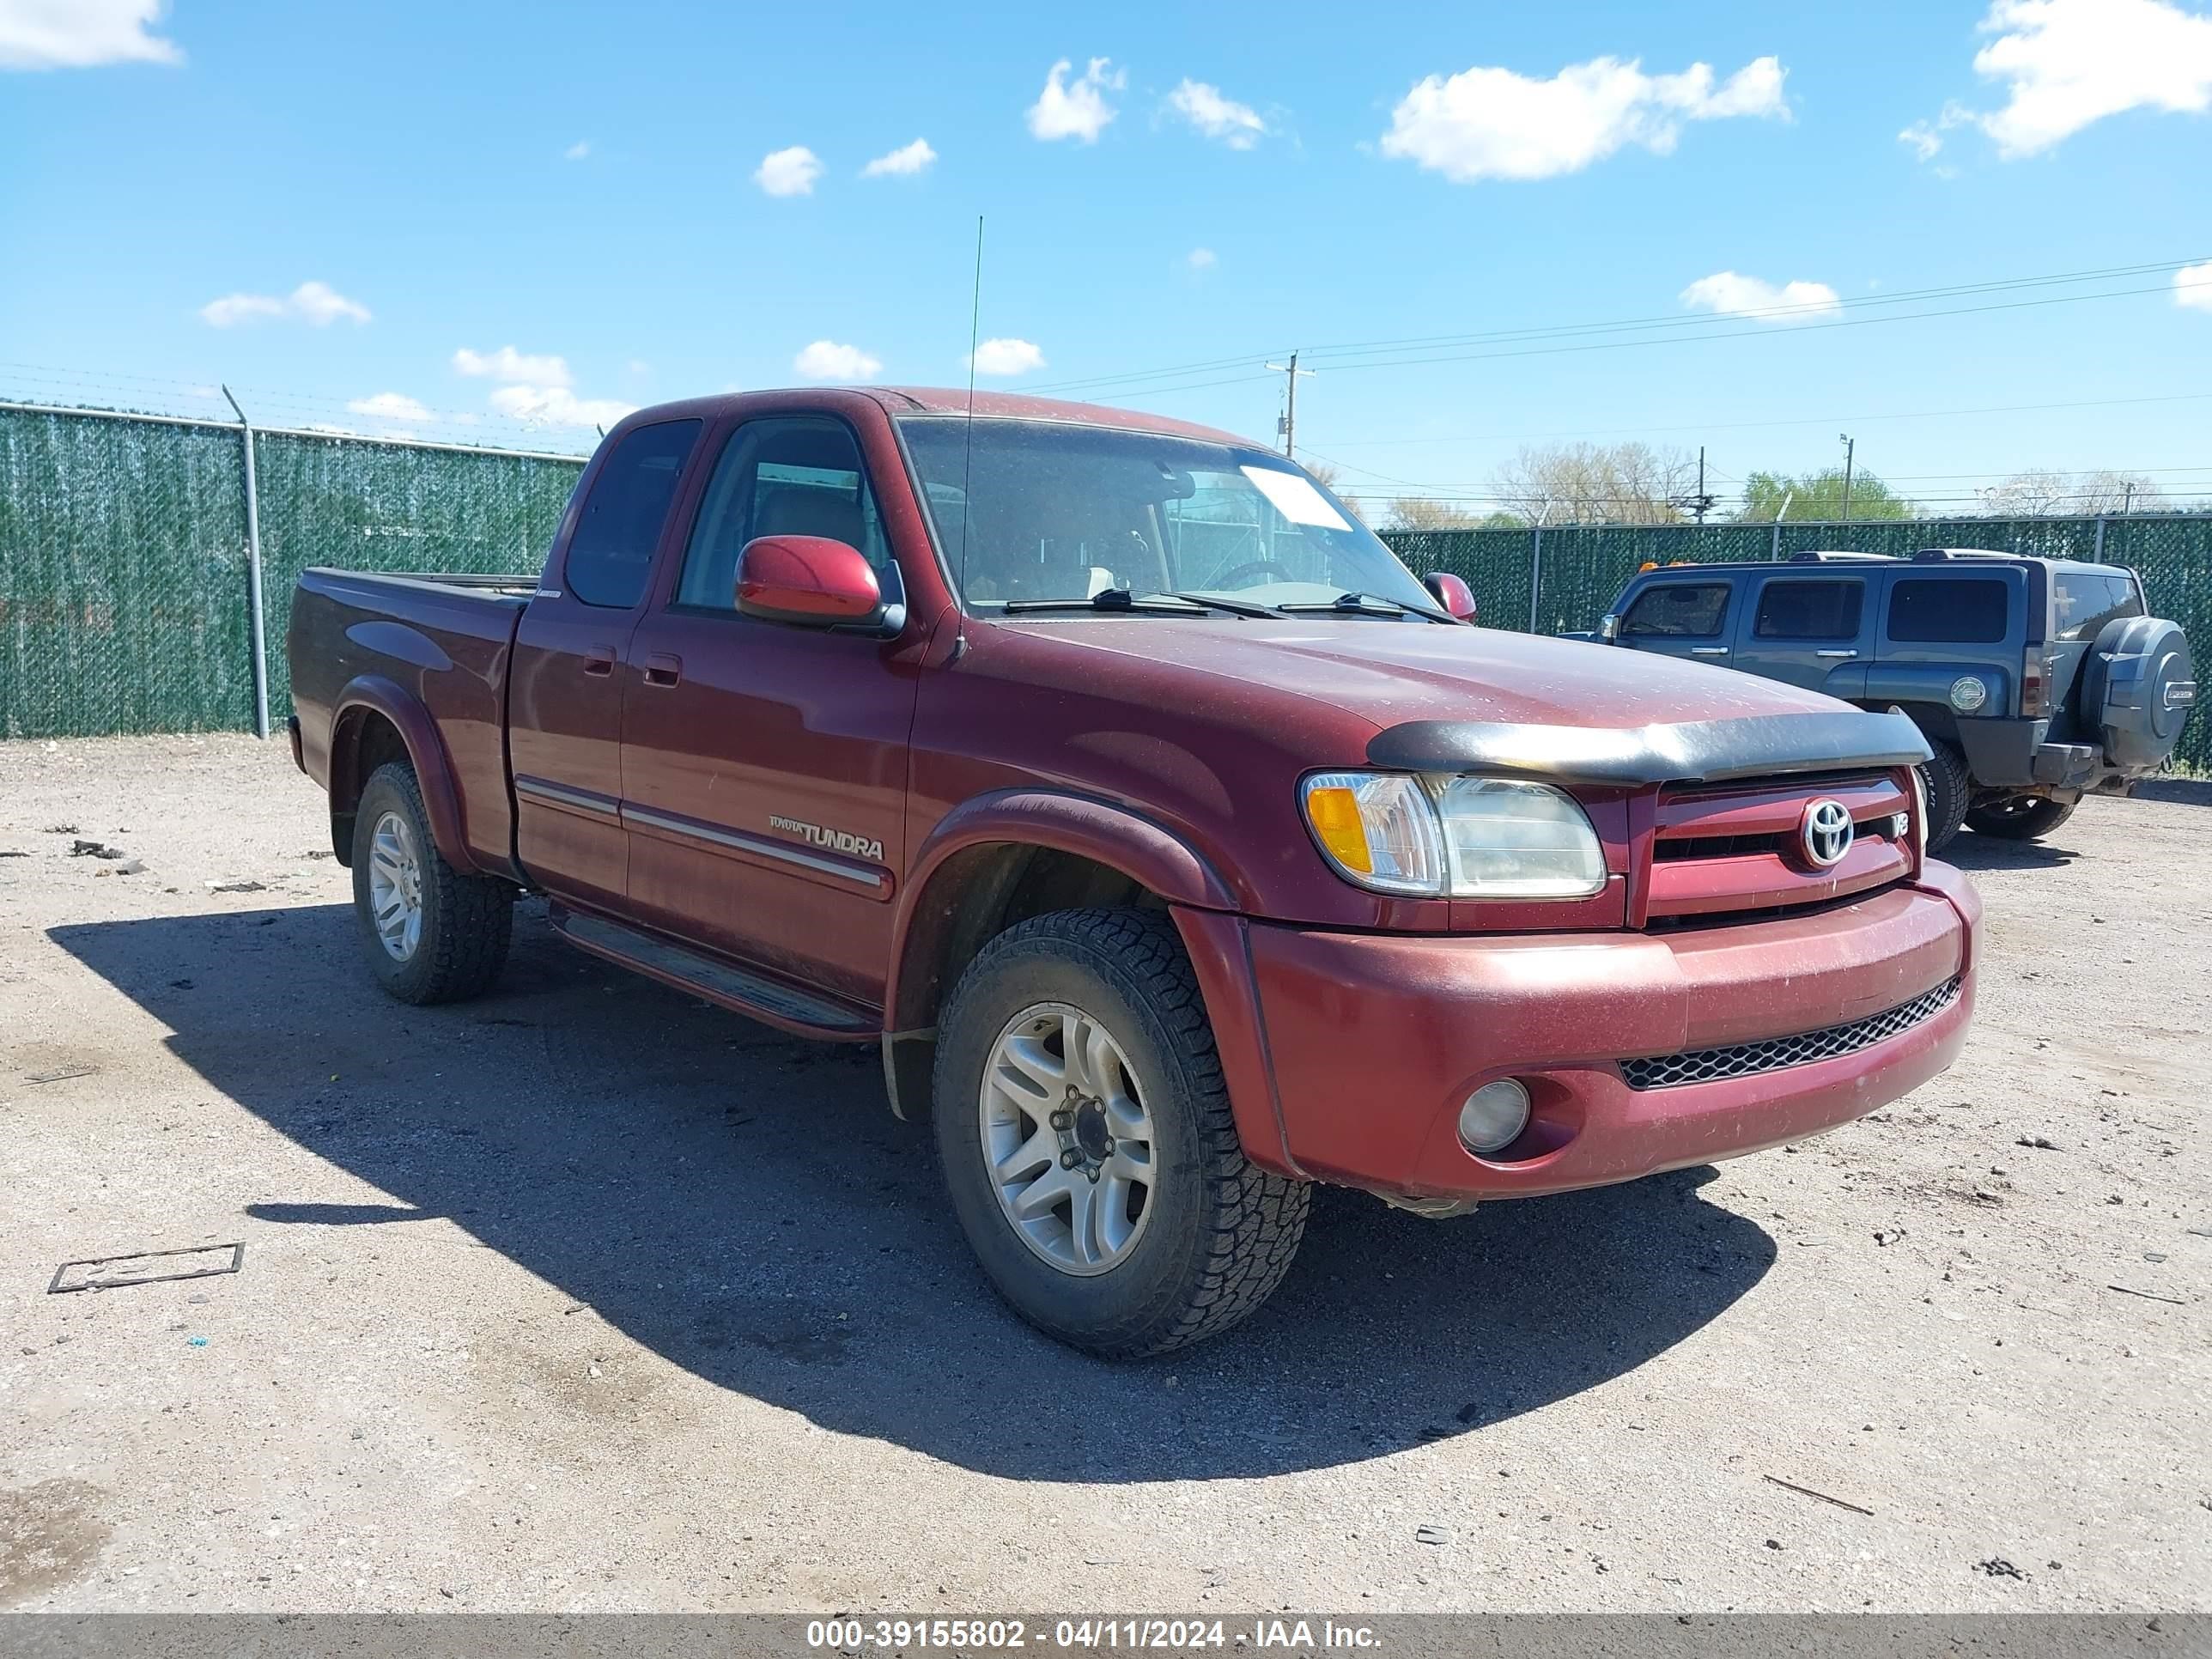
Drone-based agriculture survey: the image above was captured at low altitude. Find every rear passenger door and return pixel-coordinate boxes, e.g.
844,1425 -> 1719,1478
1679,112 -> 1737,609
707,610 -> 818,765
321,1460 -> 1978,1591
1613,578 -> 1735,668
1734,574 -> 1872,698
1874,570 -> 2026,717
509,417 -> 704,914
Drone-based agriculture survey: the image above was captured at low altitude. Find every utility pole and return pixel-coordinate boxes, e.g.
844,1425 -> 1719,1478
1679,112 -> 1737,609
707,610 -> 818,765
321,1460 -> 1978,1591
1838,433 -> 1856,525
1692,446 -> 1716,524
1263,352 -> 1316,458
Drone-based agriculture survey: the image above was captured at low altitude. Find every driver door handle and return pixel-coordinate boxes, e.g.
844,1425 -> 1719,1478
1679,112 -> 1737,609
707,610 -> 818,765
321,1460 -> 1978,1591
1816,648 -> 1858,659
581,645 -> 617,678
1690,646 -> 1729,656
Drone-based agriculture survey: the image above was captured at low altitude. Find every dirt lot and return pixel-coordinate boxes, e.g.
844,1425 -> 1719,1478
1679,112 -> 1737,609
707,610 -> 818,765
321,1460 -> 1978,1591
1,734 -> 2206,1614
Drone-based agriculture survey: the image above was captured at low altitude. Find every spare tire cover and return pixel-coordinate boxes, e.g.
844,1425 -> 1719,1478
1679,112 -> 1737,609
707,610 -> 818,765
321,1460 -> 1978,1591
2081,616 -> 2196,770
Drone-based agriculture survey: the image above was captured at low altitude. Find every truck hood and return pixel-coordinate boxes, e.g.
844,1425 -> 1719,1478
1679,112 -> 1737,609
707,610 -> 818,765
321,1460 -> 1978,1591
1002,617 -> 1844,731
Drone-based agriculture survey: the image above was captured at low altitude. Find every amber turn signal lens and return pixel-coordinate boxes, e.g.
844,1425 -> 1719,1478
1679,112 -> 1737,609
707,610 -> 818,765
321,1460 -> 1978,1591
1304,785 -> 1372,873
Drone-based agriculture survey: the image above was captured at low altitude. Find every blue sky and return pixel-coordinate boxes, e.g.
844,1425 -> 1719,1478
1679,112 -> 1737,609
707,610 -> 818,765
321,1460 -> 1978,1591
3,0 -> 2210,514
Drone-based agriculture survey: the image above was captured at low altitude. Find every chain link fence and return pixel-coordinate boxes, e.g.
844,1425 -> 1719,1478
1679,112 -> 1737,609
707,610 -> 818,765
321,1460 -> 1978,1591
1382,516 -> 2212,771
0,403 -> 582,738
3,399 -> 2204,770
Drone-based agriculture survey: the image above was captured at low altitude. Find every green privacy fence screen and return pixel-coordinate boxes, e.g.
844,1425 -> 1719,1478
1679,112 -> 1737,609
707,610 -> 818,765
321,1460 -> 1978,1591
1383,516 -> 2212,772
3,399 -> 2205,771
0,404 -> 582,739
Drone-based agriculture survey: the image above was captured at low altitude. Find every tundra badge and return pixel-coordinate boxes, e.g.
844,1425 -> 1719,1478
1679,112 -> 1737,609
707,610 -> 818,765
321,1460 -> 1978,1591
769,814 -> 884,863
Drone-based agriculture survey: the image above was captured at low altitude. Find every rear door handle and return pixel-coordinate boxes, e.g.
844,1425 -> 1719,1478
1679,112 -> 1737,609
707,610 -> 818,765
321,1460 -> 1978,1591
1690,646 -> 1729,656
1816,648 -> 1858,659
642,652 -> 683,688
581,645 -> 617,678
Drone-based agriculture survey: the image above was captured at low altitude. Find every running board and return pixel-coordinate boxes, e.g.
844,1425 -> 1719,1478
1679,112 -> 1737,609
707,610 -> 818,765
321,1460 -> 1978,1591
552,909 -> 876,1037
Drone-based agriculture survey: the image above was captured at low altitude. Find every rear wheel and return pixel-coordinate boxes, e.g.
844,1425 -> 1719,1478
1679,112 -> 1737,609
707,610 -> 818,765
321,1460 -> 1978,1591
1918,741 -> 1971,855
932,908 -> 1309,1358
1966,794 -> 2076,842
350,762 -> 514,1005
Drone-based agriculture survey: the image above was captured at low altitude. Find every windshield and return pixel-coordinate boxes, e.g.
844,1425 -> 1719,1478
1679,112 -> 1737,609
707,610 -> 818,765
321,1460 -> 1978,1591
896,416 -> 1434,614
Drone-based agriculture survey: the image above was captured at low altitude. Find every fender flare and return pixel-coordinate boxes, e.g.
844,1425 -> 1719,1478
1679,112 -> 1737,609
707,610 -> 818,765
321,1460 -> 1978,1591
884,788 -> 1242,1036
329,673 -> 479,875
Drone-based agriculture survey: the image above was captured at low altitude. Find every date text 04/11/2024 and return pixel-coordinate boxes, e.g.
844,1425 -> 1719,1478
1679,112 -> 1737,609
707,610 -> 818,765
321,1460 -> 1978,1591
802,1619 -> 1383,1650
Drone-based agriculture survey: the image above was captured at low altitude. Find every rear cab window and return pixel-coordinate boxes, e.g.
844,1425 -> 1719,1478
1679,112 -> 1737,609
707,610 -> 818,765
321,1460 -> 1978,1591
1620,581 -> 1730,638
1886,576 -> 2010,644
1753,579 -> 1863,640
564,419 -> 703,608
2051,570 -> 2142,641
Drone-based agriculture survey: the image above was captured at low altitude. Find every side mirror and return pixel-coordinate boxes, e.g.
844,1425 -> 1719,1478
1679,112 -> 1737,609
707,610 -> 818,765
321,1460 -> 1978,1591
735,536 -> 904,636
1598,612 -> 1621,641
1422,571 -> 1479,623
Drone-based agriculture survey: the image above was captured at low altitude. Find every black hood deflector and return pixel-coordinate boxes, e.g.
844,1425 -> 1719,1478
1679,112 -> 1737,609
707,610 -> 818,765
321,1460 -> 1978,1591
1365,708 -> 1931,787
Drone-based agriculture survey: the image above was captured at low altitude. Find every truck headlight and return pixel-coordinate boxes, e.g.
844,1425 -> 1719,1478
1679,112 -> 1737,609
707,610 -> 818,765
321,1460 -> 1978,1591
1302,774 -> 1607,899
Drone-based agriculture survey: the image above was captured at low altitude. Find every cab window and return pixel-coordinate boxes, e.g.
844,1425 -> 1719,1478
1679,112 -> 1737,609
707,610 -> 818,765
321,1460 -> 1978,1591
1620,582 -> 1730,638
677,417 -> 894,611
2051,571 -> 2142,641
1754,579 -> 1863,640
564,419 -> 702,609
1887,577 -> 2008,644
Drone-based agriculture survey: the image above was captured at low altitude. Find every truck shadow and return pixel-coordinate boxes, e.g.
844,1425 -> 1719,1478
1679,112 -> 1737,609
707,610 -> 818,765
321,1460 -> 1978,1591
49,902 -> 1774,1483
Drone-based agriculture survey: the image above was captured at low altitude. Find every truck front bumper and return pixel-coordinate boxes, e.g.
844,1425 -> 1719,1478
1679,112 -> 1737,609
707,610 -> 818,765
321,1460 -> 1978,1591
1176,864 -> 1980,1205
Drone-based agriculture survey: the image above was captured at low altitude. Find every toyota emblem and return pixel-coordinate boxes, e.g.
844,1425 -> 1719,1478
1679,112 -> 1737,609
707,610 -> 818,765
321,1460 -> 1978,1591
1799,798 -> 1855,869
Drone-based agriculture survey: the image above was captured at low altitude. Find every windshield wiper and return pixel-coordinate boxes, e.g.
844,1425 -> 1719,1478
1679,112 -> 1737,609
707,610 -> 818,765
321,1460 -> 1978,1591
1277,591 -> 1454,623
1000,589 -> 1284,619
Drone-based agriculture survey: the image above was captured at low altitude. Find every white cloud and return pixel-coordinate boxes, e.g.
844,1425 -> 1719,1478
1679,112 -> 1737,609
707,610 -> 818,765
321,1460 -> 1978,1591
1899,121 -> 1944,161
1187,246 -> 1218,270
2178,259 -> 2212,310
1680,270 -> 1842,321
1966,0 -> 2212,156
200,280 -> 370,328
755,145 -> 823,197
563,139 -> 590,161
1379,52 -> 1790,182
452,345 -> 572,386
968,337 -> 1046,376
0,0 -> 180,70
346,392 -> 432,422
487,385 -> 636,429
1028,57 -> 1124,143
861,137 -> 936,177
1167,78 -> 1267,148
793,340 -> 882,381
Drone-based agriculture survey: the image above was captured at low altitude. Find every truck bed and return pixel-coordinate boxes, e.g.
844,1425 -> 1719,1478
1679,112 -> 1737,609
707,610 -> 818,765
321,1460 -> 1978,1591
287,567 -> 534,877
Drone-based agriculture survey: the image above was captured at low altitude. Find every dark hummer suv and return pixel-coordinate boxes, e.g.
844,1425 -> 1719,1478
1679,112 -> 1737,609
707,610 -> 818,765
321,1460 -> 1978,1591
1594,550 -> 2195,850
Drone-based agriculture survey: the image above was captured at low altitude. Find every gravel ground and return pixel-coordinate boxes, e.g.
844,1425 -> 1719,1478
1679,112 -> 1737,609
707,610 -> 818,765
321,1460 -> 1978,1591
1,735 -> 2207,1614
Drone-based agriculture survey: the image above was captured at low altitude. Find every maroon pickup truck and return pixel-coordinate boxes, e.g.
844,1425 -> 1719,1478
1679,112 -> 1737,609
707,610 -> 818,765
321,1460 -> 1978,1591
288,387 -> 1981,1356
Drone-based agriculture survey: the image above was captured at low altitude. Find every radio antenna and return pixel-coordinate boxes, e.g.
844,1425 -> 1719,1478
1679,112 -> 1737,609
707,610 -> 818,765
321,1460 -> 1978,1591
954,215 -> 982,656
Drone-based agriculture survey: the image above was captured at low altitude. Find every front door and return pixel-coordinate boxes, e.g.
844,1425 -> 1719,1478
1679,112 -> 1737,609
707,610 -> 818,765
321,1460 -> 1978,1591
618,414 -> 919,1010
1735,573 -> 1872,698
1614,578 -> 1737,668
509,417 -> 703,914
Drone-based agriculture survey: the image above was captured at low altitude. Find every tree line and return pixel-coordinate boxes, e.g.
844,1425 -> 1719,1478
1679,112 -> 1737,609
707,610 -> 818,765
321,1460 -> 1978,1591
1306,445 -> 2175,532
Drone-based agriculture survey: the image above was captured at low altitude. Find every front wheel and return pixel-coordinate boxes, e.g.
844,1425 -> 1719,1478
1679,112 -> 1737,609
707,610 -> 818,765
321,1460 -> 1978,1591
1966,794 -> 2077,842
932,908 -> 1309,1358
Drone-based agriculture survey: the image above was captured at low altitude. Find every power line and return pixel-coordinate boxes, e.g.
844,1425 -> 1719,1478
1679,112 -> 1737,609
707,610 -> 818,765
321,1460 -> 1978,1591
1026,255 -> 2210,399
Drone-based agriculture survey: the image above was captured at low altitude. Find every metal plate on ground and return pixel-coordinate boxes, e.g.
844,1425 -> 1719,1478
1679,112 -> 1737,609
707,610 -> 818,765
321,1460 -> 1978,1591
48,1243 -> 245,1294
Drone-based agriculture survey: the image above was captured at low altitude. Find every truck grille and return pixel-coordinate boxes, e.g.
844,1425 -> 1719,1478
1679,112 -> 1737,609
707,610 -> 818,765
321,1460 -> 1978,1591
1620,977 -> 1961,1091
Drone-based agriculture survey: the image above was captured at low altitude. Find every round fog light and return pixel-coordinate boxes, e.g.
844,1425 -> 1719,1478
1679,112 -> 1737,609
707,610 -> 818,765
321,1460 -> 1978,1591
1948,675 -> 1988,713
1458,1079 -> 1532,1155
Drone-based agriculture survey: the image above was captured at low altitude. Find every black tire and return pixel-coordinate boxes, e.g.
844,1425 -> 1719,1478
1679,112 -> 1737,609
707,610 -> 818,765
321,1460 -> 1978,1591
1918,741 -> 1971,855
350,762 -> 514,1005
1966,795 -> 2077,842
932,908 -> 1310,1358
